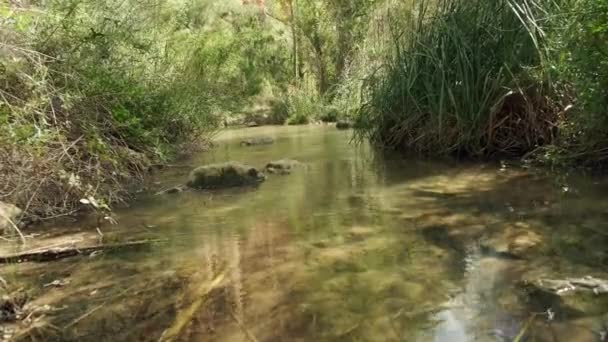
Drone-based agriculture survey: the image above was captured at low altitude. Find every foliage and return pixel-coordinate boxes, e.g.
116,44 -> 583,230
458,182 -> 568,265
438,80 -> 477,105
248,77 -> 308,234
0,0 -> 292,219
559,0 -> 608,120
294,0 -> 378,95
537,0 -> 608,165
285,89 -> 320,125
268,97 -> 291,124
267,0 -> 380,103
259,0 -> 382,124
319,105 -> 339,123
350,0 -> 608,166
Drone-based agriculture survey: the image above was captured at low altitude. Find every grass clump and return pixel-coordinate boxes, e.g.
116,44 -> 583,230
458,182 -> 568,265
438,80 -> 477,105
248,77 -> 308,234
354,0 -> 608,166
355,0 -> 561,157
286,91 -> 320,125
267,86 -> 331,126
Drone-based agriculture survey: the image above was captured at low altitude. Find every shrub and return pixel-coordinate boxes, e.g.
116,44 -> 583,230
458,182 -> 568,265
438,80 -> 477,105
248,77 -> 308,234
269,98 -> 291,124
286,91 -> 322,125
319,106 -> 340,123
539,0 -> 608,165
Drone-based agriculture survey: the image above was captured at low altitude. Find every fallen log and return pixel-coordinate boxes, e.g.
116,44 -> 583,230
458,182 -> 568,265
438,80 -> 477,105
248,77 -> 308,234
0,239 -> 167,264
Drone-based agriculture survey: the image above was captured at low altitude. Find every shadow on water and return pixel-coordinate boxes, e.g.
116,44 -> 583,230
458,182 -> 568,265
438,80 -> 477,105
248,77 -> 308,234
1,126 -> 607,341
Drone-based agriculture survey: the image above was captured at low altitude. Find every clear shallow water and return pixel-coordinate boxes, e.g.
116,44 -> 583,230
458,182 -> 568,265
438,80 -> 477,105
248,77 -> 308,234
2,125 -> 608,341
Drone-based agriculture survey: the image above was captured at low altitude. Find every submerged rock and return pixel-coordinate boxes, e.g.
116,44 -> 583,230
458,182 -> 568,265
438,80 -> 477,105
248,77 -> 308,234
0,202 -> 22,233
347,226 -> 376,242
240,137 -> 274,146
336,120 -> 352,130
187,162 -> 266,189
521,276 -> 608,317
480,229 -> 543,259
421,225 -> 466,254
265,159 -> 306,174
311,240 -> 329,249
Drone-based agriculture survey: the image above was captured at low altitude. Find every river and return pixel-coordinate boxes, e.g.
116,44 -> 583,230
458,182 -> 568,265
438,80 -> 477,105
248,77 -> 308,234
1,125 -> 607,341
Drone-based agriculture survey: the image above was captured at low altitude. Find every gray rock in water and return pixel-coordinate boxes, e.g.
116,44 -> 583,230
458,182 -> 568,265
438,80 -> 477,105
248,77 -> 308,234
265,159 -> 306,175
0,201 -> 22,234
521,276 -> 608,318
187,162 -> 266,189
240,137 -> 274,146
336,121 -> 352,130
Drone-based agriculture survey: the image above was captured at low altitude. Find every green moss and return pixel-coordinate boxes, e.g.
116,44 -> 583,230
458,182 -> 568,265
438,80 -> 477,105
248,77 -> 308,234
187,162 -> 266,189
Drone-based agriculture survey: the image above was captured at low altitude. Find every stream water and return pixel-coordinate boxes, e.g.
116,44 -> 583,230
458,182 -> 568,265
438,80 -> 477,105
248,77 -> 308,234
2,125 -> 608,341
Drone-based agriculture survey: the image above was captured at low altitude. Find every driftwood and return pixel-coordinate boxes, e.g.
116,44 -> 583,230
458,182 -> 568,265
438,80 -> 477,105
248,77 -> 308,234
0,239 -> 166,264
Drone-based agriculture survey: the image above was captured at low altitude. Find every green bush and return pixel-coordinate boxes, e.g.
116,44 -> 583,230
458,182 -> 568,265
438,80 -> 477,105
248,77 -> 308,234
541,0 -> 608,164
319,106 -> 340,123
269,98 -> 291,124
286,91 -> 322,125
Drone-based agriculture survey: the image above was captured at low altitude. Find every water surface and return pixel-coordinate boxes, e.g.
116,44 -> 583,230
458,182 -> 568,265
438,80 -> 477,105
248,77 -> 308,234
2,125 -> 607,341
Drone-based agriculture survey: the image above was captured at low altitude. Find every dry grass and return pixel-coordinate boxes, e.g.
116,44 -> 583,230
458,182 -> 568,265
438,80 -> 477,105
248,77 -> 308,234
0,39 -> 153,222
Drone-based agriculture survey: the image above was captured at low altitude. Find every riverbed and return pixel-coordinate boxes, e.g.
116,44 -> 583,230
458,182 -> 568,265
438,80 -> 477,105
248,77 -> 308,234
1,125 -> 607,341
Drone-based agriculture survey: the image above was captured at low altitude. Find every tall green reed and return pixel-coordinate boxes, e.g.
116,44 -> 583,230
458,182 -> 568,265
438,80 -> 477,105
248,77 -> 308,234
356,0 -> 562,157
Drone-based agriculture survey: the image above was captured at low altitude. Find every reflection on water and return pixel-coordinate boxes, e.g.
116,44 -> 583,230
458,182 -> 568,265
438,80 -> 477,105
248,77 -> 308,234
2,125 -> 608,341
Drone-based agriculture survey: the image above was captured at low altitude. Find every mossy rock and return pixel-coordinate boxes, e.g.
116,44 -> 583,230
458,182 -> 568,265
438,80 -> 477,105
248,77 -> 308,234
265,159 -> 306,175
240,137 -> 274,146
186,162 -> 265,189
